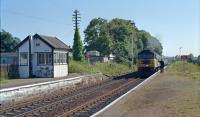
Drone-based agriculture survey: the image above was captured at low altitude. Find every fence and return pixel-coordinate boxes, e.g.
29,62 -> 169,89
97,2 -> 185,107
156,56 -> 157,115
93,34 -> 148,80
0,64 -> 18,79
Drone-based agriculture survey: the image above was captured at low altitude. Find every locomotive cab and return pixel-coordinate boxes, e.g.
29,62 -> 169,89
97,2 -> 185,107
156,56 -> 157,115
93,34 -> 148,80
138,49 -> 161,72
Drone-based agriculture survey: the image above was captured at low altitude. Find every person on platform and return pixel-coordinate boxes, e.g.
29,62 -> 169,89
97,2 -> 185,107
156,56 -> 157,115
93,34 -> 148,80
160,60 -> 165,73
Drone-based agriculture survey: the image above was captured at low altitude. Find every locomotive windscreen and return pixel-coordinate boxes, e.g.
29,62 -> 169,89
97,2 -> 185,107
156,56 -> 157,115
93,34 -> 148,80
139,53 -> 154,59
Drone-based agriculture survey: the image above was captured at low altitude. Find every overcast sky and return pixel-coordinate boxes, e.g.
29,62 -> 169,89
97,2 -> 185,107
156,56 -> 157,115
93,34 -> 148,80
1,0 -> 200,56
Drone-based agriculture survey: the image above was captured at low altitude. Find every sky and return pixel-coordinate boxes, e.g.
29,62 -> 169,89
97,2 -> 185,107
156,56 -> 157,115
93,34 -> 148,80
1,0 -> 200,57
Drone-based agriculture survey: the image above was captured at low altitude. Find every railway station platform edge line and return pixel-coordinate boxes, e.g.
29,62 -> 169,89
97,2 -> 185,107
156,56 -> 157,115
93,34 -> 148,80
0,73 -> 102,92
91,69 -> 164,117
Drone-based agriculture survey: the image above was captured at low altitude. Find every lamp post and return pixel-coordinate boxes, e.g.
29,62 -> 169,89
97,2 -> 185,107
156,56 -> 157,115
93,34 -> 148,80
131,30 -> 134,66
179,47 -> 182,60
129,20 -> 135,67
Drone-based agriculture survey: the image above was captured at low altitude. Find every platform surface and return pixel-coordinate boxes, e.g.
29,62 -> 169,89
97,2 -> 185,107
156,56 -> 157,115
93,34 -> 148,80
95,71 -> 200,117
0,73 -> 83,89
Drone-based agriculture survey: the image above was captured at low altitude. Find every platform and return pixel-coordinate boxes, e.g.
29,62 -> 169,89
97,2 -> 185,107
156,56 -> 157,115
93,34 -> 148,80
93,70 -> 200,117
0,73 -> 82,89
0,73 -> 106,105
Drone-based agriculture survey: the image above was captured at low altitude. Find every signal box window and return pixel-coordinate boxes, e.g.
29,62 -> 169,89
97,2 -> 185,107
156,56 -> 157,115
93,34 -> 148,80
20,52 -> 28,65
38,53 -> 52,65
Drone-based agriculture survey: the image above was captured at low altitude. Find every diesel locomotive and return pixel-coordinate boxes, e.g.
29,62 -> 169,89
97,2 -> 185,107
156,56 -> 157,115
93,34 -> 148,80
137,49 -> 161,72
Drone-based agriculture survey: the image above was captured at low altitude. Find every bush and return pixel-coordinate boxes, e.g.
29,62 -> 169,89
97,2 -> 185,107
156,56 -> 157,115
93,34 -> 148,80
167,61 -> 200,73
69,60 -> 136,76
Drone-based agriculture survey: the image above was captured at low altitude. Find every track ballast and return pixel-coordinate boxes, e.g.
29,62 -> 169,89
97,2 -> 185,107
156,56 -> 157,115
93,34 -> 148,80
0,71 -> 153,117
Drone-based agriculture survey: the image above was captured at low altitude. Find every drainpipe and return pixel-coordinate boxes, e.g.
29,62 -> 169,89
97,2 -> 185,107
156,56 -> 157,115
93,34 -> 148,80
29,35 -> 32,77
52,49 -> 54,78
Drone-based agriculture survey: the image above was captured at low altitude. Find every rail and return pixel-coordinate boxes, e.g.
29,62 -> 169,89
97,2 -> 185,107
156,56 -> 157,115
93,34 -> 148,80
0,71 -> 153,117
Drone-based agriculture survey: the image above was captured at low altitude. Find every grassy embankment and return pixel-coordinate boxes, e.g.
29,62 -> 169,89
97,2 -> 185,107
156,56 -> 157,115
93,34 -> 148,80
0,79 -> 9,84
0,71 -> 9,84
69,60 -> 136,77
167,61 -> 200,80
163,61 -> 200,117
0,60 -> 136,84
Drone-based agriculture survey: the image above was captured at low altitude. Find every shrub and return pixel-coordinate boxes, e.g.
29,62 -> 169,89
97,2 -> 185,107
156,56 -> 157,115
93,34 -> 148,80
167,61 -> 200,73
69,60 -> 136,76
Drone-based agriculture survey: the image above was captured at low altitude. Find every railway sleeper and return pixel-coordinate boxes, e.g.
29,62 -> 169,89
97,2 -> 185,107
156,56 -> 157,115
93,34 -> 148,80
4,78 -> 139,117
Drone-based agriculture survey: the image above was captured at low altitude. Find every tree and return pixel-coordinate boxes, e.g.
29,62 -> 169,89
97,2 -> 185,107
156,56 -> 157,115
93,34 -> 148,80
73,29 -> 84,61
137,30 -> 152,49
136,38 -> 143,52
197,55 -> 200,65
108,18 -> 136,63
187,53 -> 194,63
97,25 -> 112,55
137,30 -> 163,55
152,37 -> 163,55
84,18 -> 112,55
84,17 -> 163,63
0,30 -> 20,52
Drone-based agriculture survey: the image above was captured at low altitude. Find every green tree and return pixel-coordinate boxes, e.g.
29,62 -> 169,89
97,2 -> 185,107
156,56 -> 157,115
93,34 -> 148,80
137,30 -> 163,55
108,18 -> 136,63
0,30 -> 20,52
136,38 -> 143,52
84,17 -> 163,63
73,29 -> 84,61
154,46 -> 163,55
188,53 -> 194,63
152,37 -> 163,55
97,25 -> 112,55
84,18 -> 112,55
197,55 -> 200,65
137,30 -> 152,49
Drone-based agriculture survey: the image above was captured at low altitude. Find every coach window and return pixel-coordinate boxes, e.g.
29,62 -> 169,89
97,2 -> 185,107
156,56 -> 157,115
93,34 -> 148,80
20,52 -> 28,65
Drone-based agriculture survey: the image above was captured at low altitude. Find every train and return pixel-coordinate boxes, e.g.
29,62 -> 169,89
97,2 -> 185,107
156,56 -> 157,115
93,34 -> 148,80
137,49 -> 162,72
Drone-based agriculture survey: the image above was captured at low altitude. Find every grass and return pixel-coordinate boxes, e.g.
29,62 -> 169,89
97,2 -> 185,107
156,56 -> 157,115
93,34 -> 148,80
167,61 -> 200,73
169,75 -> 200,117
69,60 -> 136,76
0,78 -> 9,84
165,61 -> 200,117
167,61 -> 200,81
0,71 -> 9,84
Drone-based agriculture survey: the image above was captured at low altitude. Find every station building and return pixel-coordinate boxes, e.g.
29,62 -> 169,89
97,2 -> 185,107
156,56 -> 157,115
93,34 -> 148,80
16,34 -> 70,78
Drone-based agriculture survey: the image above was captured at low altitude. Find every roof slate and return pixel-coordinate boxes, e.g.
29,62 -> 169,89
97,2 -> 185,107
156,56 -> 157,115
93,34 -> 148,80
34,34 -> 70,51
16,34 -> 71,51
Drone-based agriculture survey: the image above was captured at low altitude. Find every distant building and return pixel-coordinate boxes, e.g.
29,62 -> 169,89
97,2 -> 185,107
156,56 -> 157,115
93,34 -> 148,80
86,51 -> 115,64
0,53 -> 18,79
16,34 -> 71,78
181,55 -> 188,60
109,53 -> 115,60
0,52 -> 18,65
86,51 -> 100,57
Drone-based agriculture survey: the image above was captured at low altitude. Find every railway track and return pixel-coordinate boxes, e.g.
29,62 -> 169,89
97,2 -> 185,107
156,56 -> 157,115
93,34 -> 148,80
0,71 -> 152,117
0,79 -> 110,116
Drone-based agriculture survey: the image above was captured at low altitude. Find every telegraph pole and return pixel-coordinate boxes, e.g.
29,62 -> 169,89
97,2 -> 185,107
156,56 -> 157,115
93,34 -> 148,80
72,9 -> 84,61
72,9 -> 81,30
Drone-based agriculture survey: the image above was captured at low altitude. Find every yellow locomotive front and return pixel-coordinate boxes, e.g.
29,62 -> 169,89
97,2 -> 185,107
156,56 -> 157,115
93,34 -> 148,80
138,50 -> 160,72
